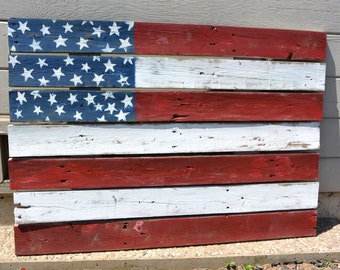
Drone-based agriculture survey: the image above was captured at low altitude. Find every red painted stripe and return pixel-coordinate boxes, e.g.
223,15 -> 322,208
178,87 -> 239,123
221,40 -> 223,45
134,92 -> 323,122
134,22 -> 326,60
9,153 -> 319,191
14,210 -> 317,255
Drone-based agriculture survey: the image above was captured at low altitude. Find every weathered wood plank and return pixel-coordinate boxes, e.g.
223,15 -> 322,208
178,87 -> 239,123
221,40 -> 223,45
8,55 -> 326,90
9,153 -> 319,190
8,122 -> 320,157
9,90 -> 323,122
8,18 -> 326,60
135,22 -> 326,60
13,182 -> 319,224
14,210 -> 317,255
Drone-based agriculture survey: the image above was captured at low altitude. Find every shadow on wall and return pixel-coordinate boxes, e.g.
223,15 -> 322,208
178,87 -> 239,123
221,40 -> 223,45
319,41 -> 340,191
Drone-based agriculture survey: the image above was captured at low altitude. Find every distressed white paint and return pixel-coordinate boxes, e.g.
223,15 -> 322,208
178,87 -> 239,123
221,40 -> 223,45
8,122 -> 320,157
14,182 -> 319,224
135,57 -> 325,91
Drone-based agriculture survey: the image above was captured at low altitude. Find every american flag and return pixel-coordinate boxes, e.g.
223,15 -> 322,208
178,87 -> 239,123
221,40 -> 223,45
10,90 -> 135,122
8,18 -> 134,53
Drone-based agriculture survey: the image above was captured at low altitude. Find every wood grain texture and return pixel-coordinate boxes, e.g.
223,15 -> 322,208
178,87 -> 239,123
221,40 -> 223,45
14,210 -> 317,255
8,55 -> 326,90
8,90 -> 324,122
1,0 -> 339,32
13,182 -> 319,224
8,122 -> 320,157
135,22 -> 326,60
134,91 -> 323,122
9,153 -> 319,190
134,57 -> 325,91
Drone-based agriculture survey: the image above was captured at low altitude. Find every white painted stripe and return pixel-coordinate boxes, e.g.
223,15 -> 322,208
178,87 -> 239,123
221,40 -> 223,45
135,57 -> 326,91
8,122 -> 320,157
14,182 -> 319,224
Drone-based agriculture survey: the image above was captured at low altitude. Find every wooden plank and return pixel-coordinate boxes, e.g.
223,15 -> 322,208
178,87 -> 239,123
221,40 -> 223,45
135,22 -> 326,60
7,18 -> 326,60
1,1 -> 339,32
0,115 -> 10,135
13,182 -> 319,224
9,153 -> 319,190
14,210 -> 317,255
8,122 -> 320,157
8,55 -> 326,90
9,90 -> 324,122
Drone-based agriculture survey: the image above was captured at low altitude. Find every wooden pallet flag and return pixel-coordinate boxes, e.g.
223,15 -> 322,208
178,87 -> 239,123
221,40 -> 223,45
7,18 -> 326,255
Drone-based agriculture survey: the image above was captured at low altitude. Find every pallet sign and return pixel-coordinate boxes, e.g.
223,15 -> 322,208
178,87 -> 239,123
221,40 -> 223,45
7,18 -> 326,255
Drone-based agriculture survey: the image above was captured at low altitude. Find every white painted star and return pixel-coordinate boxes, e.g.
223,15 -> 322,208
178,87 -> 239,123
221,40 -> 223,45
10,45 -> 16,52
36,58 -> 48,68
8,27 -> 15,37
70,74 -> 82,86
52,67 -> 65,81
33,105 -> 43,115
63,22 -> 73,33
92,73 -> 105,86
63,56 -> 74,66
29,39 -> 42,52
48,93 -> 57,105
103,59 -> 116,72
93,56 -> 101,62
40,24 -> 50,36
117,74 -> 130,86
97,115 -> 107,122
55,105 -> 66,116
102,91 -> 115,100
67,93 -> 78,105
38,76 -> 50,86
76,37 -> 89,50
121,94 -> 133,108
125,21 -> 134,31
81,62 -> 91,72
18,21 -> 30,34
123,57 -> 134,65
14,109 -> 23,119
83,93 -> 96,105
102,43 -> 115,53
95,103 -> 104,111
53,35 -> 68,48
16,91 -> 27,105
115,110 -> 130,121
119,37 -> 132,52
104,102 -> 117,114
82,20 -> 94,25
73,111 -> 83,121
92,26 -> 105,38
45,116 -> 50,121
109,22 -> 121,36
21,68 -> 34,81
30,90 -> 42,99
8,55 -> 21,68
